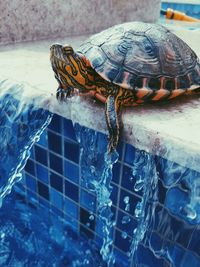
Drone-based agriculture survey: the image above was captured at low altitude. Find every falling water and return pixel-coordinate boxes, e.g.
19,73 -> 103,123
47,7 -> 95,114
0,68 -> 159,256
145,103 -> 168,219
74,124 -> 118,267
129,150 -> 159,264
0,79 -> 53,206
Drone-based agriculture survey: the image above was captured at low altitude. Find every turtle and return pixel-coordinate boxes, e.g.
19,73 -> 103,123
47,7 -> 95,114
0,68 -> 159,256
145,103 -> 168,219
50,22 -> 200,153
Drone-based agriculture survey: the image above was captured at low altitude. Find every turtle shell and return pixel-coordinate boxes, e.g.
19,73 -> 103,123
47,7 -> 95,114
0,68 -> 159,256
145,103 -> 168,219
79,22 -> 200,91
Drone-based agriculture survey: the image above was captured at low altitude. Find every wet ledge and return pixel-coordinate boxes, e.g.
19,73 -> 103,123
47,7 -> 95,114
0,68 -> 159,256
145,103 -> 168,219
0,25 -> 200,172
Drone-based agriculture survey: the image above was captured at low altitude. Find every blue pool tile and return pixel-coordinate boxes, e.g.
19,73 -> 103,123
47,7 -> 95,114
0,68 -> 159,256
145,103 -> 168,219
80,189 -> 96,213
111,205 -> 117,221
168,243 -> 186,267
65,214 -> 79,232
25,174 -> 37,192
13,191 -> 26,202
155,156 -> 188,188
64,160 -> 79,184
148,231 -> 163,252
63,118 -> 77,141
124,144 -> 136,165
49,152 -> 63,174
39,196 -> 50,209
137,244 -> 168,267
181,252 -> 200,267
14,182 -> 26,195
157,178 -> 167,205
64,197 -> 78,220
65,179 -> 79,202
80,207 -> 96,232
165,187 -> 189,222
151,204 -> 183,241
29,147 -> 35,159
94,234 -> 103,249
37,181 -> 49,201
110,183 -> 118,207
50,171 -> 63,193
114,248 -> 131,267
116,210 -> 137,237
51,205 -> 64,218
64,139 -> 79,164
36,163 -> 49,184
50,188 -> 63,210
176,222 -> 196,249
26,189 -> 38,205
117,141 -> 124,161
35,145 -> 48,166
112,162 -> 121,184
121,165 -> 142,197
119,189 -> 141,217
188,225 -> 200,256
48,114 -> 62,133
37,130 -> 48,147
114,229 -> 132,253
25,159 -> 35,176
48,131 -> 62,154
80,224 -> 94,239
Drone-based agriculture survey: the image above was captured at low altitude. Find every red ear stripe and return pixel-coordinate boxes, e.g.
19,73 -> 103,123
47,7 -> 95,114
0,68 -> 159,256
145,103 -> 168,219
81,55 -> 92,68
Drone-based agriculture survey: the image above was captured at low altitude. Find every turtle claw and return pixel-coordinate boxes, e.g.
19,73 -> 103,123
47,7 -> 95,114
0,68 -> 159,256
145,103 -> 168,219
107,135 -> 118,154
56,87 -> 73,101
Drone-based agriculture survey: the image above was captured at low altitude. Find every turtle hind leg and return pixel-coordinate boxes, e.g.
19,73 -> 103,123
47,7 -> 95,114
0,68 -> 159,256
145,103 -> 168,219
192,87 -> 200,94
185,87 -> 200,96
105,93 -> 122,153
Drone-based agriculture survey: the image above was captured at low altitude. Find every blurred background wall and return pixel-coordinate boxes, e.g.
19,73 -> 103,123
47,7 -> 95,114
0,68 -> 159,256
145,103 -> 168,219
0,0 -> 161,45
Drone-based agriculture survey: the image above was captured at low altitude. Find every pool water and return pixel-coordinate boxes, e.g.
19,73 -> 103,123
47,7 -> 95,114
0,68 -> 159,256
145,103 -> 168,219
0,189 -> 105,267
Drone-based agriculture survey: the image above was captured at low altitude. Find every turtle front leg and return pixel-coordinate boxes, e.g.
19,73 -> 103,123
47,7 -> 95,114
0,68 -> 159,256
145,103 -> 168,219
105,93 -> 122,153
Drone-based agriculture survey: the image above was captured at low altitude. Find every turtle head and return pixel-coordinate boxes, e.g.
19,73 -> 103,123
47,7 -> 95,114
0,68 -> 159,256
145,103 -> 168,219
50,43 -> 90,99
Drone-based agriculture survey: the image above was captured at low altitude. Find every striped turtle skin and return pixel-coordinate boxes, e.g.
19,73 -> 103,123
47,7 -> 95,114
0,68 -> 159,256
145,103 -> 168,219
50,22 -> 200,152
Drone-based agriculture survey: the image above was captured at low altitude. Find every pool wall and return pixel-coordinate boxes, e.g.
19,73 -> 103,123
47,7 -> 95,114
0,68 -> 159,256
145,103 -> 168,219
15,113 -> 200,267
0,0 -> 160,45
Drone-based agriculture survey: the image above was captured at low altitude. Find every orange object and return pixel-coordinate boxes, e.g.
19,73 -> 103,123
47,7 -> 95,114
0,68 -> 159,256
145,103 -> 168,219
165,8 -> 200,22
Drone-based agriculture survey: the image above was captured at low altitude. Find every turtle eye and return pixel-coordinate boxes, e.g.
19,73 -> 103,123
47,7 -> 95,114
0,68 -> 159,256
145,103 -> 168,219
62,45 -> 74,54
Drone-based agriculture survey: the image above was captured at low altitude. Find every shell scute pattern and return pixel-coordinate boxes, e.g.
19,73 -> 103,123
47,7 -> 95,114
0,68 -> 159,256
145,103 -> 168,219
79,22 -> 199,93
50,22 -> 200,153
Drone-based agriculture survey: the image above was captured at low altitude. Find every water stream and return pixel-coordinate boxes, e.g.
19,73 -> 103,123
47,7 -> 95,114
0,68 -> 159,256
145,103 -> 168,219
130,150 -> 159,264
0,79 -> 53,206
74,125 -> 118,266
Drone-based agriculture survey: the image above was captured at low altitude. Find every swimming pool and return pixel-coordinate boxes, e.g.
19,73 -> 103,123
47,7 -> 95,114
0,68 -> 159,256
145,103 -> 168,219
18,114 -> 200,267
0,2 -> 200,266
1,80 -> 200,266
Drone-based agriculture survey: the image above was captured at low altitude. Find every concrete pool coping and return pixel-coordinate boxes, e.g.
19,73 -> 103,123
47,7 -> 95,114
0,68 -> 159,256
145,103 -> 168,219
0,24 -> 200,172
